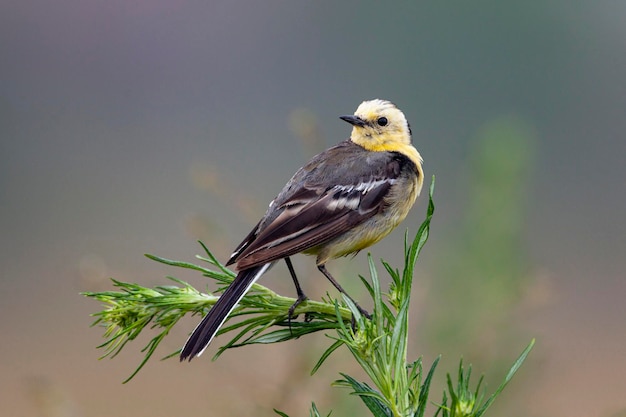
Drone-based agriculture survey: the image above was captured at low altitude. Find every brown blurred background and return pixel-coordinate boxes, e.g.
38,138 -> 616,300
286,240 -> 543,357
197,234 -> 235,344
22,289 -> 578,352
1,2 -> 625,416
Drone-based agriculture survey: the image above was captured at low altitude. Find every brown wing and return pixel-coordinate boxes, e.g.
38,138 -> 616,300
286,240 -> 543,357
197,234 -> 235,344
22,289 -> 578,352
232,176 -> 394,270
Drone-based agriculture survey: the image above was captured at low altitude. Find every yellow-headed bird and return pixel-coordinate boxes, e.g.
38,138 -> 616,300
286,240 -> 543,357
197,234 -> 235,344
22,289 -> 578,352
180,99 -> 424,360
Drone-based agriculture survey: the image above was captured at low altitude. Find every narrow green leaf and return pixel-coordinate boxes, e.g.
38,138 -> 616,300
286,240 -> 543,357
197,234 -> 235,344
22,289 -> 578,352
197,240 -> 237,277
359,275 -> 375,298
402,175 -> 435,297
368,255 -> 387,343
144,253 -> 213,275
474,339 -> 535,417
309,402 -> 329,417
337,374 -> 392,417
389,303 -> 408,381
433,391 -> 448,417
311,339 -> 344,375
122,321 -> 176,383
415,356 -> 441,417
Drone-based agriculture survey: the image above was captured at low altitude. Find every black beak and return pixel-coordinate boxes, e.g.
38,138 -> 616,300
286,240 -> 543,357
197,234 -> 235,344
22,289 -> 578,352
340,115 -> 367,127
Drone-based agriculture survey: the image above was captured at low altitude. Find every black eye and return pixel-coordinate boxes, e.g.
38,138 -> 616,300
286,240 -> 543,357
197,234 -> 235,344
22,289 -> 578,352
377,117 -> 388,126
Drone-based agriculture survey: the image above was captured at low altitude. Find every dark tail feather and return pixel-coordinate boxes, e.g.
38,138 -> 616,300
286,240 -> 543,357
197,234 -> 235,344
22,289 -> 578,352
180,263 -> 271,361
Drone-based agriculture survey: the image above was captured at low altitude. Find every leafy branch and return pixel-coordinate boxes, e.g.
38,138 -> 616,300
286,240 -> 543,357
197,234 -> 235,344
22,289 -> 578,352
84,246 -> 352,382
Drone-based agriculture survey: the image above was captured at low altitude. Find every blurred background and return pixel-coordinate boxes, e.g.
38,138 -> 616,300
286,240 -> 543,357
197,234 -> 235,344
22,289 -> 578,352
1,1 -> 625,416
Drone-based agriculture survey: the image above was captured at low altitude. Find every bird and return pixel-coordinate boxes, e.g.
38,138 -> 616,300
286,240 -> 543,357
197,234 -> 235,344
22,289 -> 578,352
180,99 -> 424,361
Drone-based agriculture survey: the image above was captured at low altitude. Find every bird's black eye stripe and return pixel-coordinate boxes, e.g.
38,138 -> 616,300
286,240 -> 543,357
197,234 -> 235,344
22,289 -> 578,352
377,117 -> 388,126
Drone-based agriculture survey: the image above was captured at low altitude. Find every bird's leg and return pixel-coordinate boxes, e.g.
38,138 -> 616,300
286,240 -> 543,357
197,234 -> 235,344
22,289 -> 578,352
317,264 -> 371,319
284,257 -> 308,322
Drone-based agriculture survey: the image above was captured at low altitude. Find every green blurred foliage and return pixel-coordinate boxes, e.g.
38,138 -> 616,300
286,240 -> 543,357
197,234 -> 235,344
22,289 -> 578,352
425,117 -> 536,390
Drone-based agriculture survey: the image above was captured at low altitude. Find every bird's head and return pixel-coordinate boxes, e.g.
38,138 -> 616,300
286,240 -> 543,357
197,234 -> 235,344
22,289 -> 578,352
340,99 -> 423,174
340,99 -> 413,151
